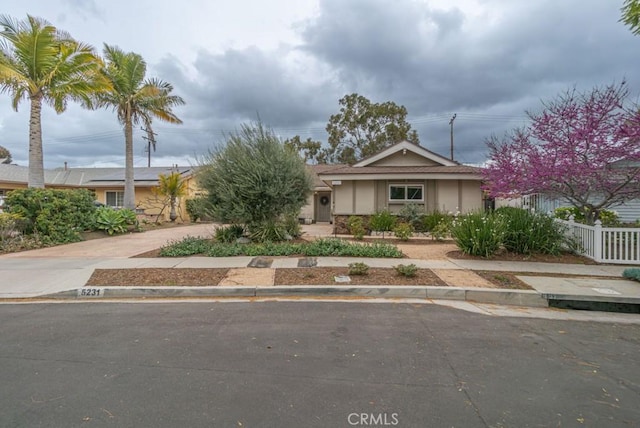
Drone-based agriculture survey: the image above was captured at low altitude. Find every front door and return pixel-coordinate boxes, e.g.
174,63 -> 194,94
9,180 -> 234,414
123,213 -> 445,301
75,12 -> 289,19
316,192 -> 331,222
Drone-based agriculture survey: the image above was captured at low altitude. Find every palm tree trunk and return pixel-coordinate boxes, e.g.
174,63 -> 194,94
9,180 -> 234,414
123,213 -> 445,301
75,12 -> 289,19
123,109 -> 136,210
28,94 -> 45,188
169,196 -> 177,221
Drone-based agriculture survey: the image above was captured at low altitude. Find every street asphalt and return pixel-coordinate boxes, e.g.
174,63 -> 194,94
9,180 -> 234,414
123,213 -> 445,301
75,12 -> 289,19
0,301 -> 638,427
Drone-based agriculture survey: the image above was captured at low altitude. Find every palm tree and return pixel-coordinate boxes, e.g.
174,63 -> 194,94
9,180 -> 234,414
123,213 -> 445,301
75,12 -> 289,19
0,15 -> 106,187
155,171 -> 188,221
95,44 -> 184,210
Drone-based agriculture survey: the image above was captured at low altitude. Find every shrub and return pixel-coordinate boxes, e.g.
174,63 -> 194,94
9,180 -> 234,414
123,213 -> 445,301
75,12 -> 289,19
95,207 -> 137,235
498,208 -> 564,255
283,212 -> 302,238
598,210 -> 620,227
348,262 -> 370,275
159,236 -> 212,256
393,222 -> 413,241
394,263 -> 418,277
450,211 -> 504,257
369,210 -> 396,234
430,221 -> 451,241
185,197 -> 212,222
159,236 -> 404,258
398,203 -> 424,230
554,206 -> 619,226
0,212 -> 25,241
249,219 -> 287,243
215,224 -> 245,243
6,188 -> 96,243
347,216 -> 366,240
197,121 -> 312,230
623,268 -> 640,282
117,208 -> 140,231
554,206 -> 582,222
422,210 -> 451,232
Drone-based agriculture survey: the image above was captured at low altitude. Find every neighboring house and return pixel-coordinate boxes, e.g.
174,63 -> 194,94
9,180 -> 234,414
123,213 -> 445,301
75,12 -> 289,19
314,140 -> 484,232
496,158 -> 640,222
0,164 -> 196,220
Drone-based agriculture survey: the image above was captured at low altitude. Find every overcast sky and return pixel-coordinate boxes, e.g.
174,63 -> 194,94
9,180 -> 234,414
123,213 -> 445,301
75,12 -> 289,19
1,0 -> 639,168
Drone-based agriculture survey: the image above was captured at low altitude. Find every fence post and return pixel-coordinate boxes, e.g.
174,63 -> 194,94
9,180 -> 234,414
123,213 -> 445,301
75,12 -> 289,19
594,220 -> 603,263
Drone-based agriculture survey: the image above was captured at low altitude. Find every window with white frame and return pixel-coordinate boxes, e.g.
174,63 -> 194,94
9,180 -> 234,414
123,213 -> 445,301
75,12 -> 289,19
105,191 -> 124,207
389,184 -> 423,202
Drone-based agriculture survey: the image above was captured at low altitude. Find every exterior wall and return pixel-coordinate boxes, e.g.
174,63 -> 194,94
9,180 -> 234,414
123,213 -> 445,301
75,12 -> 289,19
333,181 -> 354,214
460,180 -> 483,213
333,180 -> 378,215
299,194 -> 315,221
354,180 -> 375,214
435,180 -> 483,214
609,200 -> 640,223
426,180 -> 437,212
435,181 -> 459,213
0,183 -> 27,192
334,179 -> 482,216
368,151 -> 439,167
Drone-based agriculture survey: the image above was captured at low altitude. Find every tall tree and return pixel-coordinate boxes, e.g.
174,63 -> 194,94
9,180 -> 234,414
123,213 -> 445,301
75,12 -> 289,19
283,136 -> 325,163
324,93 -> 419,164
621,0 -> 640,35
94,44 -> 184,209
0,145 -> 11,163
483,81 -> 640,224
0,14 -> 106,187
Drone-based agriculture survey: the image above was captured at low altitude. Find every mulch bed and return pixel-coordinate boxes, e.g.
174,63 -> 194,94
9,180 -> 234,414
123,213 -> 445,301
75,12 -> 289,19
85,267 -> 449,287
474,271 -> 533,290
275,267 -> 447,286
447,250 -> 597,265
86,268 -> 229,286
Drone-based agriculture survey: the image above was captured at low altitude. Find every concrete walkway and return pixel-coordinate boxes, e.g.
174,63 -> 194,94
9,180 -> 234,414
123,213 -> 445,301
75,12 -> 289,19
0,223 -> 639,309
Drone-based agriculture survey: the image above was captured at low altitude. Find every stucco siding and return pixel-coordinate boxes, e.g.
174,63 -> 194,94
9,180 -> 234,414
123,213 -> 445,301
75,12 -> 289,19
426,180 -> 437,212
354,180 -> 375,214
333,181 -> 354,214
436,181 -> 459,213
300,194 -> 315,220
460,180 -> 483,212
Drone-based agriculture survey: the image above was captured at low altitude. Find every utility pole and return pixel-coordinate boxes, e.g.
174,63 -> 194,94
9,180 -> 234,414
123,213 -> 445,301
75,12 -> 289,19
141,127 -> 157,167
449,113 -> 457,161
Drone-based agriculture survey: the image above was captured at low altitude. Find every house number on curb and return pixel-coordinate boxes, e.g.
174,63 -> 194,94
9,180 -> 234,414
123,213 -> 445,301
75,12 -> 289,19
77,288 -> 104,297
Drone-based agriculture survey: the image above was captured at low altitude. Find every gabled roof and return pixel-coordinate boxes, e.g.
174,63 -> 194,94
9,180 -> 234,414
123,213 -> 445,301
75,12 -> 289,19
316,141 -> 481,182
353,140 -> 458,167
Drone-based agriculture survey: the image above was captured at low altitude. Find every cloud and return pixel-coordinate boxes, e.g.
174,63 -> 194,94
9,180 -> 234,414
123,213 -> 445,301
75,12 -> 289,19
292,0 -> 640,161
2,0 -> 639,167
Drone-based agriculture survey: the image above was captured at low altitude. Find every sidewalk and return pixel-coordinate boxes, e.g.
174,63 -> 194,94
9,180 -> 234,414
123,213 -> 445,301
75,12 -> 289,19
0,223 -> 639,310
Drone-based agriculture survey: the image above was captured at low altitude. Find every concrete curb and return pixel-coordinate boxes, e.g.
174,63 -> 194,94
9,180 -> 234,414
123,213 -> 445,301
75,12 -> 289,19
40,285 -> 550,308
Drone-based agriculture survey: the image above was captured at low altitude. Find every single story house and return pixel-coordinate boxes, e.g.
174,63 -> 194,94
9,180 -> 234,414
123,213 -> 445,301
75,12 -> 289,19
0,164 -> 196,221
313,140 -> 485,232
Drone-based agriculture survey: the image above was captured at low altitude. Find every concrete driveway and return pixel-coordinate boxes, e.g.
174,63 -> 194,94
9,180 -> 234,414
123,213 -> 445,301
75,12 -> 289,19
0,223 -> 216,259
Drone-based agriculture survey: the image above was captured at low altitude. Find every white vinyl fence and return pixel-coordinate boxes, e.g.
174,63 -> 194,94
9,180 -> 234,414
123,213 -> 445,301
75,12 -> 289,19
556,217 -> 640,264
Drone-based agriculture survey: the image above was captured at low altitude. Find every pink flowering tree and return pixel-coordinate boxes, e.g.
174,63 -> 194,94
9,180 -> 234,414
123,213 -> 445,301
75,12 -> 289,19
483,82 -> 640,224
